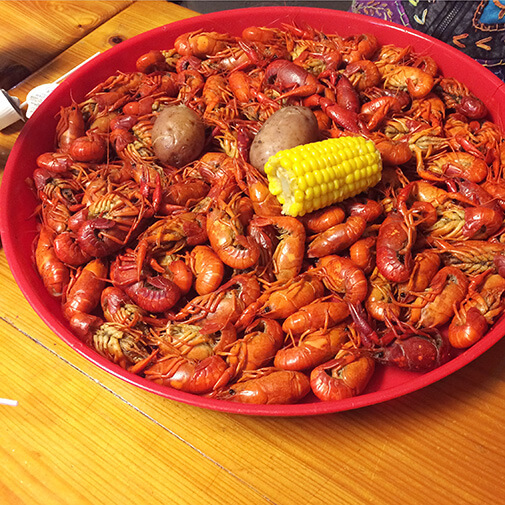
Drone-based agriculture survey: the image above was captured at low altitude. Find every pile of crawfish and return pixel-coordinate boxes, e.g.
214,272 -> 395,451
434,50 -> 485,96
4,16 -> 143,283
32,24 -> 505,405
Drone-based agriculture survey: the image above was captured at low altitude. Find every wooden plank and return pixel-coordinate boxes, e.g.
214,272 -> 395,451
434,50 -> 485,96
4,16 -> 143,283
0,316 -> 271,505
0,1 -> 134,89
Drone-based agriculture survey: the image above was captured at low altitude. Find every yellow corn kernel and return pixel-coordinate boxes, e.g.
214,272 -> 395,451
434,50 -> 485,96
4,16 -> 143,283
264,136 -> 382,217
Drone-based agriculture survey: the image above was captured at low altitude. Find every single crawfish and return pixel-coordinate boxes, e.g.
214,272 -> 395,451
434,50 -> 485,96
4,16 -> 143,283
247,217 -> 277,283
421,152 -> 488,183
383,65 -> 434,98
275,323 -> 352,372
254,273 -> 326,321
299,204 -> 345,234
310,349 -> 375,402
409,93 -> 446,127
448,272 -> 505,348
370,134 -> 412,166
374,44 -> 412,68
53,230 -> 92,266
138,211 -> 208,255
93,322 -> 152,370
242,25 -> 283,43
187,244 -> 225,296
397,250 -> 440,303
35,225 -> 70,299
175,274 -> 262,331
243,166 -> 283,217
206,194 -> 261,270
56,101 -> 86,152
349,236 -> 377,275
36,151 -> 74,174
345,197 -> 384,224
307,215 -> 367,258
226,318 -> 284,377
264,59 -> 324,99
293,46 -> 343,80
68,131 -> 107,163
77,216 -> 137,258
250,215 -> 306,283
317,255 -> 368,305
145,353 -> 231,394
373,329 -> 451,372
433,239 -> 505,276
174,30 -> 234,59
365,268 -> 401,324
407,266 -> 469,328
40,199 -> 72,235
461,205 -> 503,240
161,177 -> 210,212
282,296 -> 349,336
344,60 -> 381,93
376,213 -> 416,283
65,258 -> 108,314
360,95 -> 405,131
154,322 -> 237,362
135,49 -> 170,73
437,77 -> 488,120
33,168 -> 82,208
101,286 -> 147,326
339,32 -> 379,63
214,368 -> 311,404
202,74 -> 231,114
110,249 -> 183,313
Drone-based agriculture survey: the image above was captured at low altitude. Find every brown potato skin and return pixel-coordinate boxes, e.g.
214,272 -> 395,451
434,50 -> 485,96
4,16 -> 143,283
249,106 -> 319,173
151,105 -> 205,167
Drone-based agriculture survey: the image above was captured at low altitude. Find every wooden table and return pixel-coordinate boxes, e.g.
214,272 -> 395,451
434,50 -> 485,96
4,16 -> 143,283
1,2 -> 505,504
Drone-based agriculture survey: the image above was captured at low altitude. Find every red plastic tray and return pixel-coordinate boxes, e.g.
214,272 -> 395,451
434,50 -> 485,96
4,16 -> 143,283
1,7 -> 505,416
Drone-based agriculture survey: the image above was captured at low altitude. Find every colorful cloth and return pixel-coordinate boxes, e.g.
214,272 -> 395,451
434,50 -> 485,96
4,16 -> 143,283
351,0 -> 505,81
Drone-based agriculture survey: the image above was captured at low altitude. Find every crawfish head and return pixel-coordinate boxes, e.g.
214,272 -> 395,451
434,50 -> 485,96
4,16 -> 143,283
264,59 -> 323,96
494,253 -> 505,278
372,330 -> 452,372
77,217 -> 126,258
265,59 -> 302,87
125,275 -> 182,313
456,95 -> 488,120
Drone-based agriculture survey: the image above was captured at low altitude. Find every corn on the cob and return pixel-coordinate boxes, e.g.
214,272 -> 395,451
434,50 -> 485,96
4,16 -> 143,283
264,136 -> 382,217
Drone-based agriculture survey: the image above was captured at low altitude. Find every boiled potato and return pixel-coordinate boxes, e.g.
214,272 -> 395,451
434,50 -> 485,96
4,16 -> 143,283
151,104 -> 205,167
249,106 -> 319,173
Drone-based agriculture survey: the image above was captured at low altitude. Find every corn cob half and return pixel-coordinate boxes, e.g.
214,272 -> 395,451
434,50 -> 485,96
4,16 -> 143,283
264,136 -> 382,217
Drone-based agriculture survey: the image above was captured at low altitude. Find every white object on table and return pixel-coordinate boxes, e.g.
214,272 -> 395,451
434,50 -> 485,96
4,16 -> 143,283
0,398 -> 18,406
0,89 -> 24,130
21,52 -> 101,118
0,52 -> 101,131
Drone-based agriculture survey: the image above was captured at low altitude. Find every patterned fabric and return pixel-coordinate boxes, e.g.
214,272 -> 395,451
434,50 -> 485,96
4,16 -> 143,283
351,0 -> 505,81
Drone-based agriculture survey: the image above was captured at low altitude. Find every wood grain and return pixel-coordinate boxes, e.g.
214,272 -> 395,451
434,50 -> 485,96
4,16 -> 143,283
0,315 -> 271,505
0,1 -> 134,89
2,3 -> 505,504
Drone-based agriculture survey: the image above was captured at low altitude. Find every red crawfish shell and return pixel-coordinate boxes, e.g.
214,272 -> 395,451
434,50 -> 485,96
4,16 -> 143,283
373,331 -> 452,372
